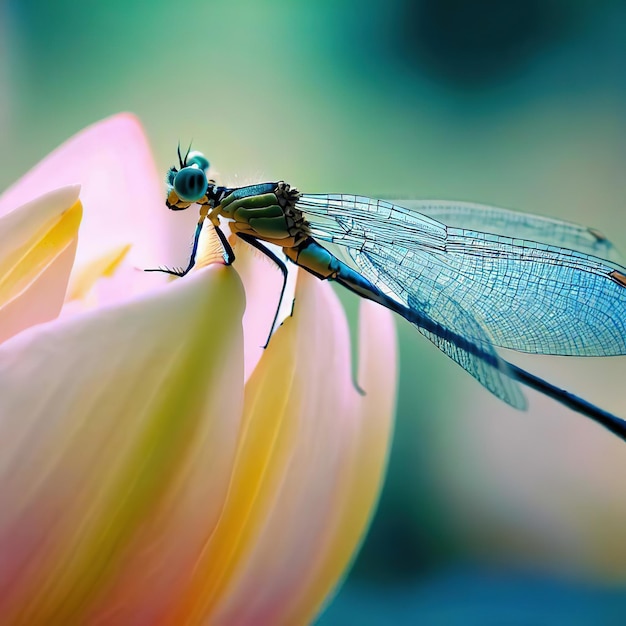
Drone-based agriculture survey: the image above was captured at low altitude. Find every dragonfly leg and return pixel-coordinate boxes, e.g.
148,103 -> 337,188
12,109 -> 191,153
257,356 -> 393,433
237,233 -> 288,348
145,215 -> 235,277
145,218 -> 205,277
214,224 -> 236,265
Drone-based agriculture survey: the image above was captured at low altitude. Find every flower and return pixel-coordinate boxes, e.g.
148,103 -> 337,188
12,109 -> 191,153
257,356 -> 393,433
0,114 -> 397,625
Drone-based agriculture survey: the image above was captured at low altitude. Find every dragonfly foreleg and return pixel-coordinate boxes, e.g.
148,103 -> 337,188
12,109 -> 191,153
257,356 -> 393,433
145,218 -> 205,277
237,233 -> 289,348
145,211 -> 235,276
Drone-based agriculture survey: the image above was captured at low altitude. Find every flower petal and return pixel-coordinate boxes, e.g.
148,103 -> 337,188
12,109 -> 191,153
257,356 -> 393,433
66,243 -> 131,302
0,113 -> 193,275
161,271 -> 397,625
285,299 -> 397,624
0,186 -> 82,343
0,266 -> 245,625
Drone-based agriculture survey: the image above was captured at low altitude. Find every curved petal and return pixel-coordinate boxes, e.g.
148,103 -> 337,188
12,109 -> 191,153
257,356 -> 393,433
0,186 -> 82,343
0,266 -> 245,625
160,272 -> 397,625
66,243 -> 132,302
0,113 -> 193,276
285,299 -> 398,624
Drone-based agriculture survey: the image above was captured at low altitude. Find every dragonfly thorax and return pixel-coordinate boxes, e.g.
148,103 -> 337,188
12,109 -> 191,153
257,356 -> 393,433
218,181 -> 311,248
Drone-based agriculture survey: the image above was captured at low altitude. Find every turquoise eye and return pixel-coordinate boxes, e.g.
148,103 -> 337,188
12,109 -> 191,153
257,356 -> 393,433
186,151 -> 210,172
173,166 -> 208,202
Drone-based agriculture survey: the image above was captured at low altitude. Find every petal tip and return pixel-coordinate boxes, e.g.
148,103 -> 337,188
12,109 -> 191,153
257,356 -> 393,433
43,185 -> 82,212
97,112 -> 145,136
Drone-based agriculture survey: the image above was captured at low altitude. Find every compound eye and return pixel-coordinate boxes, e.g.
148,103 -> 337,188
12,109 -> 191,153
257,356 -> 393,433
186,151 -> 210,172
173,166 -> 208,202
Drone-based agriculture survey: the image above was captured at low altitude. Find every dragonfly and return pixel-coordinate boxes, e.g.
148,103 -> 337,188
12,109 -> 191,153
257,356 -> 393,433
149,147 -> 626,441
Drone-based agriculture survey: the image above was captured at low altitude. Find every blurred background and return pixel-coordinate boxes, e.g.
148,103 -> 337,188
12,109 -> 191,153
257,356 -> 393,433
2,0 -> 626,623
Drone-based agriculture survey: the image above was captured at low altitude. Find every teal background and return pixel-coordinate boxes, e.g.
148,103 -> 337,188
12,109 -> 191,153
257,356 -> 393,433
2,1 -> 626,623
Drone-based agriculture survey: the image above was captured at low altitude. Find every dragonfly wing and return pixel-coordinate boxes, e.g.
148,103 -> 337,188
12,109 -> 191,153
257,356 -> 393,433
351,247 -> 526,408
398,200 -> 622,263
405,229 -> 626,356
299,194 -> 626,357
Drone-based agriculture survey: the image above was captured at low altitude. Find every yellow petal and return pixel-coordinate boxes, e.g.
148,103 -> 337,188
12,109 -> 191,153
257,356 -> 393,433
0,186 -> 82,344
65,243 -> 131,302
0,266 -> 245,625
163,271 -> 397,625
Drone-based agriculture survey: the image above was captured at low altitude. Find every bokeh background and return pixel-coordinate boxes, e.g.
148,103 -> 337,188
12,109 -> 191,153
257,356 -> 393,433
2,0 -> 626,623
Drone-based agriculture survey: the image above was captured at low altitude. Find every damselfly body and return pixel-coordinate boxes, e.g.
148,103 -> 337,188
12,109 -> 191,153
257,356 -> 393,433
148,148 -> 626,440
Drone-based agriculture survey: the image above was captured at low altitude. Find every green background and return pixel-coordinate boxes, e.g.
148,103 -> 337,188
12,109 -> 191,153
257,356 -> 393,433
2,1 -> 626,623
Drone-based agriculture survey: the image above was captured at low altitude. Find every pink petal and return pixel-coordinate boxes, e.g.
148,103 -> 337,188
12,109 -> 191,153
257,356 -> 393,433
0,113 -> 194,274
0,266 -> 246,624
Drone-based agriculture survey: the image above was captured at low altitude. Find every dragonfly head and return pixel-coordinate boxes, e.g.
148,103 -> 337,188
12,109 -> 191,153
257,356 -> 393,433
165,147 -> 211,210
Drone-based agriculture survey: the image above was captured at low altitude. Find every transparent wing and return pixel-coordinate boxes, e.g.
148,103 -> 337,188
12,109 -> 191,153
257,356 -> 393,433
298,194 -> 626,357
352,247 -> 526,408
399,199 -> 623,263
